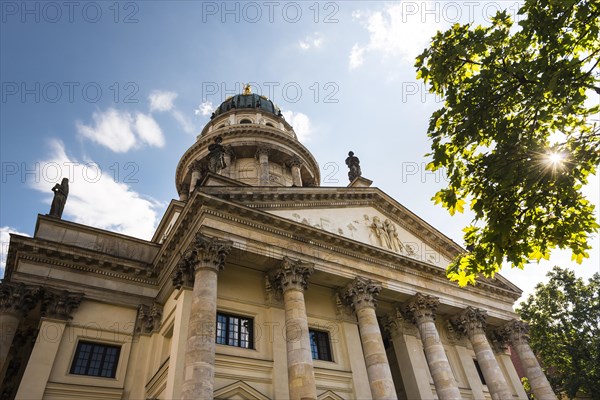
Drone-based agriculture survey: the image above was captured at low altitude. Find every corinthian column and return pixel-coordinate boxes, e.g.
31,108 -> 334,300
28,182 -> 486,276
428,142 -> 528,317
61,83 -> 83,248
188,160 -> 203,195
180,233 -> 232,400
256,146 -> 270,185
269,257 -> 316,400
340,277 -> 397,400
288,156 -> 303,187
451,307 -> 511,400
498,320 -> 557,400
0,282 -> 39,371
402,293 -> 461,400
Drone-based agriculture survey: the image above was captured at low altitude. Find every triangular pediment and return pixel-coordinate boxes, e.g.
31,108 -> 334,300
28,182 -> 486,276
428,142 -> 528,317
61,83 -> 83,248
197,186 -> 462,268
213,380 -> 270,400
267,205 -> 453,268
173,186 -> 521,298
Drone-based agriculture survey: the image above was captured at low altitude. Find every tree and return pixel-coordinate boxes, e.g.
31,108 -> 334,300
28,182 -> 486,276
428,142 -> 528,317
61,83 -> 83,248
517,267 -> 600,399
415,0 -> 600,285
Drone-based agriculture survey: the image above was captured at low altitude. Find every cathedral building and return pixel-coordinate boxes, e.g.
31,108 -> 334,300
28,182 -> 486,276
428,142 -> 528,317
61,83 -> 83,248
0,88 -> 556,400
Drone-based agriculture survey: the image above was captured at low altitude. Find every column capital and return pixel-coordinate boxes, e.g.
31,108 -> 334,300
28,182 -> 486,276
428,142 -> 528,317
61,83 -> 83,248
384,308 -> 418,339
172,234 -> 232,288
402,292 -> 440,324
268,257 -> 314,293
255,145 -> 271,158
0,282 -> 41,318
450,306 -> 487,338
287,155 -> 303,168
135,303 -> 163,336
41,289 -> 83,320
340,276 -> 382,311
496,319 -> 530,345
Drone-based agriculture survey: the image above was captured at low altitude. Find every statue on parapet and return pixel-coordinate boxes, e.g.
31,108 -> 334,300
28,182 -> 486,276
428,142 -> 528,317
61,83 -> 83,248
345,151 -> 362,182
48,178 -> 69,219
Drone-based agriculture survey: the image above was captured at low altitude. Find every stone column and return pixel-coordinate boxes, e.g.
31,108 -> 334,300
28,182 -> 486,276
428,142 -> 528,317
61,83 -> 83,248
268,257 -> 317,400
180,233 -> 232,400
384,311 -> 435,400
178,183 -> 190,202
402,293 -> 461,400
499,320 -> 557,400
188,160 -> 203,195
256,146 -> 270,186
0,282 -> 39,372
16,289 -> 83,400
288,156 -> 303,187
451,307 -> 511,400
340,277 -> 397,400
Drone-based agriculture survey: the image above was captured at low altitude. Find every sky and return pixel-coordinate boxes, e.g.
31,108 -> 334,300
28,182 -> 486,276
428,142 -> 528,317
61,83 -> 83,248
1,1 -> 598,305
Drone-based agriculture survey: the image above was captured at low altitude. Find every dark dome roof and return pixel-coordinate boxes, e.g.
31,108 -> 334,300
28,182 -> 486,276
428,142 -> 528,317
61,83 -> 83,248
211,93 -> 282,119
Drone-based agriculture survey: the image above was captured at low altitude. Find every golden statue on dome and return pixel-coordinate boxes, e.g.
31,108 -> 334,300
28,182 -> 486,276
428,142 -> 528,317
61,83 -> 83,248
243,83 -> 252,95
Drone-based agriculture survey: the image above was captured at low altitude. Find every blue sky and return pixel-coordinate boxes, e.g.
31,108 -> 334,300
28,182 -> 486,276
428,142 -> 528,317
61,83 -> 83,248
1,1 -> 598,302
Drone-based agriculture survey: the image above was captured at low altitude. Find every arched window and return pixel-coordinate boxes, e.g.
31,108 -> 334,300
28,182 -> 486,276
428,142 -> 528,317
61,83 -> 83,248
239,119 -> 252,124
265,123 -> 275,127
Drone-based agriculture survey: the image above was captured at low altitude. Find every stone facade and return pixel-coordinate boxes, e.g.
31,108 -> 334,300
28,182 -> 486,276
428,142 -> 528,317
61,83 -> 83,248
0,91 -> 554,399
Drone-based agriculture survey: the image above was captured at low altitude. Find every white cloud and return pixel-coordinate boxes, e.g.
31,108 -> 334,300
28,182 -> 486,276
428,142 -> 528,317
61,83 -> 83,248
0,226 -> 30,279
195,101 -> 215,117
282,111 -> 312,142
135,113 -> 165,147
77,109 -> 165,152
172,110 -> 195,134
77,109 -> 137,152
149,91 -> 196,134
349,44 -> 365,70
298,32 -> 323,50
349,4 -> 445,68
149,90 -> 177,112
32,140 -> 163,239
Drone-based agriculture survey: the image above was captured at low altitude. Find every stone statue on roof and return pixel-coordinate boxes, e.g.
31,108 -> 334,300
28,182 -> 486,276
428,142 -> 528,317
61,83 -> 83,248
345,151 -> 362,182
48,178 -> 69,219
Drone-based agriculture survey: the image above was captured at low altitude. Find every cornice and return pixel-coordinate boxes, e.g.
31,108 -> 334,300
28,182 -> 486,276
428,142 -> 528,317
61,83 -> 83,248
5,236 -> 156,285
175,126 -> 321,189
195,187 -> 464,259
153,190 -> 521,301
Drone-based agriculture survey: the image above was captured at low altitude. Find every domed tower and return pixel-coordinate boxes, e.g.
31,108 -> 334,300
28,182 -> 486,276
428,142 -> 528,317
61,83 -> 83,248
175,85 -> 321,200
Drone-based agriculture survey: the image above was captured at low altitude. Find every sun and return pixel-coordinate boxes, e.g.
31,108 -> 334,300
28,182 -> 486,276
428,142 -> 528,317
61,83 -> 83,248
547,152 -> 565,166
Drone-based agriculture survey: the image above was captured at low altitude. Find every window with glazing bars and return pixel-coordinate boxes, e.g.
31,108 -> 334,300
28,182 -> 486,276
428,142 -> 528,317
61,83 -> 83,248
309,329 -> 332,361
70,341 -> 121,378
216,312 -> 254,349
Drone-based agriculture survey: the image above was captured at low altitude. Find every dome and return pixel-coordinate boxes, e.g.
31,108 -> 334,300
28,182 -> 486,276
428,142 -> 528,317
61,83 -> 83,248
211,93 -> 282,119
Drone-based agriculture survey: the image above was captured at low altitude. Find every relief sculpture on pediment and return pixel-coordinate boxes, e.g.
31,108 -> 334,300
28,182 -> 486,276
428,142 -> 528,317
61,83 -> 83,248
366,215 -> 406,255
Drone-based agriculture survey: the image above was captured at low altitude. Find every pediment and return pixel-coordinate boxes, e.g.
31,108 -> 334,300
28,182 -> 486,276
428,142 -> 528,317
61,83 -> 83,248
213,380 -> 270,400
266,205 -> 453,268
196,186 -> 462,268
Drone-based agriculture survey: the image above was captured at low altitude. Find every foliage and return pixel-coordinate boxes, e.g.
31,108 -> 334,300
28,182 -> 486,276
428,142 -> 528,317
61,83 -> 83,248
415,0 -> 600,285
517,267 -> 600,398
521,377 -> 534,400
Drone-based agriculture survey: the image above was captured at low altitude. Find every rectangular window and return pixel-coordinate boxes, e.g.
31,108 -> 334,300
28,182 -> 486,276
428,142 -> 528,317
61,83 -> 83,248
309,329 -> 332,361
216,312 -> 253,349
70,341 -> 121,378
473,359 -> 486,385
